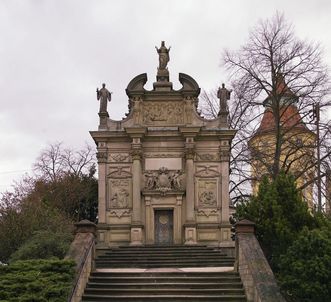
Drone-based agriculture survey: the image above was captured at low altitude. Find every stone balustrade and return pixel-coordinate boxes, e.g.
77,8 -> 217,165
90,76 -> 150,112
235,219 -> 286,302
65,220 -> 96,302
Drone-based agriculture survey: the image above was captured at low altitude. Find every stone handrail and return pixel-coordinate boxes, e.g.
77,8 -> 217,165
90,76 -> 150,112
65,220 -> 97,302
235,219 -> 286,302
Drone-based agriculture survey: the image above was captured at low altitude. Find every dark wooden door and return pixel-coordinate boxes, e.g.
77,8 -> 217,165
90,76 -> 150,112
155,210 -> 173,245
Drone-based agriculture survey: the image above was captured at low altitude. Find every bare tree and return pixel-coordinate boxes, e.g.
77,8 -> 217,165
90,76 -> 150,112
33,142 -> 96,182
200,13 -> 331,206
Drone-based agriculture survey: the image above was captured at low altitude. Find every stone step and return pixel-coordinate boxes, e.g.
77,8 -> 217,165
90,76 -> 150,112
95,263 -> 234,268
84,288 -> 245,295
102,251 -> 228,256
97,255 -> 233,261
82,246 -> 246,302
98,247 -> 225,253
90,271 -> 240,278
81,294 -> 247,302
95,261 -> 234,266
95,257 -> 234,263
113,245 -> 211,249
97,255 -> 234,261
86,281 -> 243,289
89,276 -> 242,283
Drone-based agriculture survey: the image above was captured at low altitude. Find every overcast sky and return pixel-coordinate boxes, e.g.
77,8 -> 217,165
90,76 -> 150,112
1,0 -> 331,192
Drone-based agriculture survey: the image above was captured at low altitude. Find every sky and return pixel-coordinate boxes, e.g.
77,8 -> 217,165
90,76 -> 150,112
1,0 -> 331,192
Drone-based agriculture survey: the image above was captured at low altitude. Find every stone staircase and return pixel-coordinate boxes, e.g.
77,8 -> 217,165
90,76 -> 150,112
81,245 -> 247,302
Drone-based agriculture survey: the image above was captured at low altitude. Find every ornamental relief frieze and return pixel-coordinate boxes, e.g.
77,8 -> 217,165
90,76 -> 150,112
144,153 -> 183,158
108,179 -> 132,209
196,208 -> 219,217
107,166 -> 132,178
109,209 -> 131,218
142,101 -> 184,125
196,153 -> 220,162
195,165 -> 220,177
109,153 -> 130,162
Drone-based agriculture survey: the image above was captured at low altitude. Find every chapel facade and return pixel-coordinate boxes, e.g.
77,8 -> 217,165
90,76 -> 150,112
90,42 -> 235,247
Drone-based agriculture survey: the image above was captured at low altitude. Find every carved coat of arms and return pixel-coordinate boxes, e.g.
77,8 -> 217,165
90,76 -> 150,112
144,167 -> 183,192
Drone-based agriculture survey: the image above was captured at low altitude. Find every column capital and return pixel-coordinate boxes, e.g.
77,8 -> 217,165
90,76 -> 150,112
131,149 -> 143,161
220,139 -> 230,162
97,151 -> 108,163
220,148 -> 230,162
184,148 -> 195,160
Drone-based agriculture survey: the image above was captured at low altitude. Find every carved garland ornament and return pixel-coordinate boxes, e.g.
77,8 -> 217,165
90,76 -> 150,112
109,209 -> 131,218
109,153 -> 130,162
196,153 -> 219,161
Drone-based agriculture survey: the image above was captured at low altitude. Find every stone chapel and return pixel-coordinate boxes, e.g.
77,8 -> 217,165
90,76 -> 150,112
90,42 -> 236,247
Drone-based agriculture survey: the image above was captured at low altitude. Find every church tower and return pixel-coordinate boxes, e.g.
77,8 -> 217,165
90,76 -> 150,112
248,74 -> 316,208
90,42 -> 236,247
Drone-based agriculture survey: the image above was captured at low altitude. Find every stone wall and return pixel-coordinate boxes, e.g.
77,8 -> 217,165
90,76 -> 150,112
235,220 -> 285,302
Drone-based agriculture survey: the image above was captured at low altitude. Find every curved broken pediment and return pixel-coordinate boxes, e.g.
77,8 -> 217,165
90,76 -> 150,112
126,73 -> 148,97
178,73 -> 200,97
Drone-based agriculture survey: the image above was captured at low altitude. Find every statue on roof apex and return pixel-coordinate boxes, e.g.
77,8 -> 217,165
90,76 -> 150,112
96,83 -> 112,113
217,83 -> 231,113
155,41 -> 171,70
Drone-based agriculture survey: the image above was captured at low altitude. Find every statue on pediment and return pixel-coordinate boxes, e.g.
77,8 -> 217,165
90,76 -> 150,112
155,41 -> 171,70
217,83 -> 231,113
97,83 -> 112,113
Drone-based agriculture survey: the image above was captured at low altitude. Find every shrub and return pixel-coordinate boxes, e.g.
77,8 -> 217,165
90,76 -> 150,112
235,172 -> 315,270
0,259 -> 75,302
10,230 -> 73,262
278,226 -> 331,302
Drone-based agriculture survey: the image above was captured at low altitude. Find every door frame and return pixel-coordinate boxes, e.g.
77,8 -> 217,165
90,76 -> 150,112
154,208 -> 174,245
144,194 -> 183,245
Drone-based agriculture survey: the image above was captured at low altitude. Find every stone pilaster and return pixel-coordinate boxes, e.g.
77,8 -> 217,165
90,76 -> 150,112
96,146 -> 107,225
125,128 -> 146,246
131,148 -> 142,225
184,138 -> 197,245
219,139 -> 232,246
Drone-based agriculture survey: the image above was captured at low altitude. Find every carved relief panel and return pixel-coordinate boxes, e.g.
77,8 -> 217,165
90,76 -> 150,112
142,101 -> 184,125
109,179 -> 131,209
196,178 -> 218,208
107,166 -> 132,214
195,164 -> 220,209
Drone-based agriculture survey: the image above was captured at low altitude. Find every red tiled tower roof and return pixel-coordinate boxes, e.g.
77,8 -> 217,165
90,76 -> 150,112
255,73 -> 311,135
256,105 -> 309,134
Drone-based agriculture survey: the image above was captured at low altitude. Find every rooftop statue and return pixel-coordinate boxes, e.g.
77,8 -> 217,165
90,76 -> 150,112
217,83 -> 231,113
96,83 -> 112,113
155,41 -> 171,70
